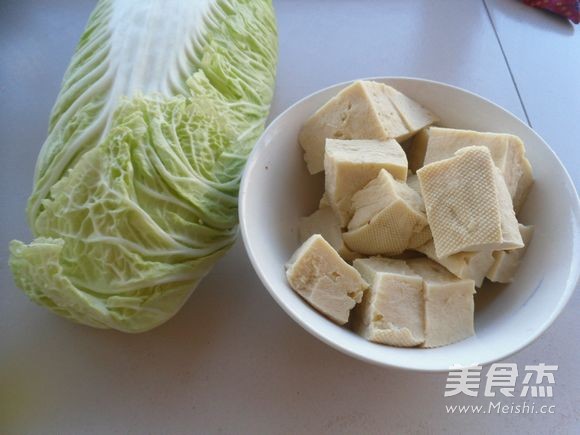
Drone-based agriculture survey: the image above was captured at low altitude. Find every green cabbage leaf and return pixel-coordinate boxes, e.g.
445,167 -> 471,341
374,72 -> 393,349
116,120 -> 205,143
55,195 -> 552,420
9,0 -> 277,332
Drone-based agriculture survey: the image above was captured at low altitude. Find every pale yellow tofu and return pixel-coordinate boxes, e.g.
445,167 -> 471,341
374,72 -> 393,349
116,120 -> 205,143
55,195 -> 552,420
342,169 -> 429,255
487,224 -> 534,283
417,146 -> 523,258
410,225 -> 433,249
299,206 -> 360,263
324,139 -> 408,226
420,127 -> 534,212
405,173 -> 433,248
347,169 -> 421,230
514,158 -> 534,213
286,235 -> 368,325
352,257 -> 424,347
407,258 -> 475,348
298,80 -> 438,174
415,239 -> 495,288
367,81 -> 439,133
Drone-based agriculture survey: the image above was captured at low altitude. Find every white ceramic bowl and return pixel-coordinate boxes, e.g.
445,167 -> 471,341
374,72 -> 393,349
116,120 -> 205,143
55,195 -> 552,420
239,77 -> 579,372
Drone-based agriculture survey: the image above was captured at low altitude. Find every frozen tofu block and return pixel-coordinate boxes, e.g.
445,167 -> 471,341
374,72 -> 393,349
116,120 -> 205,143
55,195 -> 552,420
515,158 -> 534,213
343,170 -> 429,255
487,224 -> 534,283
421,127 -> 534,212
405,173 -> 433,246
347,169 -> 421,230
407,258 -> 476,348
286,235 -> 368,325
415,240 -> 495,288
298,80 -> 438,173
352,257 -> 424,347
376,82 -> 439,132
417,146 -> 524,258
299,206 -> 360,262
324,139 -> 408,226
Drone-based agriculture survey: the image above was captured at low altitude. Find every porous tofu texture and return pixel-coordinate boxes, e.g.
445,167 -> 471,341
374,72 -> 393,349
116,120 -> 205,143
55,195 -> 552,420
415,239 -> 495,288
352,258 -> 425,347
343,169 -> 430,256
298,80 -> 438,174
324,139 -> 408,226
417,146 -> 523,258
286,235 -> 368,325
407,258 -> 475,348
299,206 -> 360,263
415,127 -> 533,212
487,224 -> 534,283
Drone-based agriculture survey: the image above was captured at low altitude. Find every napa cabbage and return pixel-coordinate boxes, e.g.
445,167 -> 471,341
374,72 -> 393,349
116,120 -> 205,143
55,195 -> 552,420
9,0 -> 277,332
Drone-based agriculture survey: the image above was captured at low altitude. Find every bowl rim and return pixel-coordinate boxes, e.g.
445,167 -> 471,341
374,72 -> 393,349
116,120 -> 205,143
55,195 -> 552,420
239,76 -> 580,372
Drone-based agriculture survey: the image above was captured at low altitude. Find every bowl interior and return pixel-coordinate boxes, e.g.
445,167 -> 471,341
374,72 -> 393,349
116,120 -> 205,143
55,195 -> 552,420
240,77 -> 579,371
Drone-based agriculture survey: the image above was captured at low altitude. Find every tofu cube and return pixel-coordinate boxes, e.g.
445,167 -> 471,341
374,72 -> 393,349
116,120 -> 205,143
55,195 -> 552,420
352,257 -> 424,347
324,139 -> 408,226
419,127 -> 534,212
299,80 -> 438,174
378,83 -> 438,133
417,146 -> 523,258
342,169 -> 430,255
406,173 -> 433,246
516,158 -> 534,213
299,206 -> 360,262
407,258 -> 476,348
487,224 -> 534,283
415,239 -> 495,288
286,235 -> 368,324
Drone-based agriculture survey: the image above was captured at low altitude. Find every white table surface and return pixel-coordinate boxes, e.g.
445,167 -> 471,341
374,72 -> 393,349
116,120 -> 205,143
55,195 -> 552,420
0,0 -> 578,433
